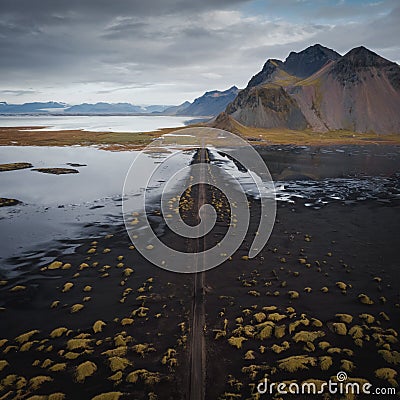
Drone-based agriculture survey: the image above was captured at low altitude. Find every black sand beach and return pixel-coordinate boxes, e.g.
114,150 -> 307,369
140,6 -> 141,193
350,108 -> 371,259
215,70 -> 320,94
0,145 -> 399,399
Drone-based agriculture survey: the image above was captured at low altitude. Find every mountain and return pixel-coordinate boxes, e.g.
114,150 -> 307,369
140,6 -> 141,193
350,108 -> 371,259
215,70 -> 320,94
163,86 -> 240,117
64,102 -> 144,114
226,84 -> 308,130
288,46 -> 400,133
0,101 -> 174,115
219,44 -> 400,134
145,105 -> 173,113
246,44 -> 340,88
162,101 -> 192,115
0,101 -> 67,113
283,44 -> 341,78
180,86 -> 239,116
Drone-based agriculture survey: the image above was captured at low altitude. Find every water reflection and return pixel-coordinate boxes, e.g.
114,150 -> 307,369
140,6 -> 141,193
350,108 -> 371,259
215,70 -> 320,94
257,144 -> 400,180
1,144 -> 399,275
0,115 -> 189,132
0,145 -> 187,272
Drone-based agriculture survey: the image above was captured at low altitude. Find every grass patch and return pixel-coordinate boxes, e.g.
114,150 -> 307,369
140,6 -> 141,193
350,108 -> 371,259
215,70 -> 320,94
0,162 -> 33,171
2,123 -> 400,149
0,197 -> 21,207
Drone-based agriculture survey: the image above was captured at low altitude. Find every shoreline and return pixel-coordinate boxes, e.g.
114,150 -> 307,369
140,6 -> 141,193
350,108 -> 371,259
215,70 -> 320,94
1,126 -> 400,150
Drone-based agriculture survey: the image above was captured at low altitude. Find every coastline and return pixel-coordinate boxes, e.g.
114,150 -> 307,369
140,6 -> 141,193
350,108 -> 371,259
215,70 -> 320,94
1,126 -> 400,150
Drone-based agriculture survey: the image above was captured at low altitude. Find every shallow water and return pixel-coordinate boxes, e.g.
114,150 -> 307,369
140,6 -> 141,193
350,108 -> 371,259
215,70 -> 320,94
209,145 -> 400,208
1,143 -> 399,276
0,145 -> 193,274
0,115 -> 189,132
257,144 -> 400,180
257,144 -> 400,209
274,176 -> 400,208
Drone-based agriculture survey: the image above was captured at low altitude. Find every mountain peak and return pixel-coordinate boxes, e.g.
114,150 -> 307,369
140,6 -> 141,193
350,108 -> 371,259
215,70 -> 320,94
283,44 -> 341,78
247,59 -> 283,88
341,46 -> 392,67
286,43 -> 335,59
165,86 -> 239,117
203,86 -> 239,98
329,45 -> 398,87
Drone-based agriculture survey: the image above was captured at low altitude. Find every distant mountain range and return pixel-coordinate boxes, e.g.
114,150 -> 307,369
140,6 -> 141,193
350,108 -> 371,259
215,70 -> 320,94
0,86 -> 239,117
0,101 -> 173,115
214,44 -> 400,134
64,102 -> 145,114
0,101 -> 68,113
162,86 -> 239,116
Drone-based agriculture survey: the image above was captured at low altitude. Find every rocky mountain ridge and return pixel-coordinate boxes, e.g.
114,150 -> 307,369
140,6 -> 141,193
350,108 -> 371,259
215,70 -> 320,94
219,44 -> 400,134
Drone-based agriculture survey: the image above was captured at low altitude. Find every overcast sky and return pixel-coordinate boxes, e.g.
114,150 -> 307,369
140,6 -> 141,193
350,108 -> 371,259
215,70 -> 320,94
0,0 -> 399,105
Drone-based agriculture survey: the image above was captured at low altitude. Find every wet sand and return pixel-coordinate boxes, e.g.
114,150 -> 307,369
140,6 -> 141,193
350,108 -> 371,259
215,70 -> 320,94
0,147 -> 399,399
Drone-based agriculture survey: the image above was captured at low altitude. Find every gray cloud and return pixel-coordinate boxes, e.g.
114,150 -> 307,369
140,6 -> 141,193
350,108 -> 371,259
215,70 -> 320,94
0,89 -> 39,96
0,0 -> 398,104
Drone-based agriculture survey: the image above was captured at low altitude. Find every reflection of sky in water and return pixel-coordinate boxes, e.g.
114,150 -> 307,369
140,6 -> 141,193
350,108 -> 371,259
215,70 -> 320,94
0,146 -> 188,273
209,147 -> 400,209
1,144 -> 399,276
0,115 -> 188,132
0,146 -> 137,204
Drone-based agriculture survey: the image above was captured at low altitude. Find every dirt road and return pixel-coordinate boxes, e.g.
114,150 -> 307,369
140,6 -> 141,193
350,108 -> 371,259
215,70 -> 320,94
188,147 -> 208,400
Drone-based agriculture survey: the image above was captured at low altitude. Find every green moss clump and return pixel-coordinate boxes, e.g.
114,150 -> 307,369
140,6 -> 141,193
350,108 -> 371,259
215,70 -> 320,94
293,330 -> 325,343
268,313 -> 287,322
277,355 -> 317,373
335,313 -> 353,324
375,368 -> 398,387
358,294 -> 374,305
28,375 -> 53,390
253,312 -> 266,323
126,369 -> 161,385
228,336 -> 247,349
75,361 -> 97,383
15,330 -> 39,344
108,356 -> 130,372
319,356 -> 333,371
378,350 -> 400,365
91,392 -> 123,400
272,341 -> 290,354
341,359 -> 355,372
275,324 -> 286,339
348,325 -> 364,339
331,322 -> 347,336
